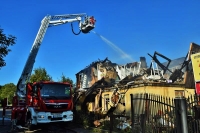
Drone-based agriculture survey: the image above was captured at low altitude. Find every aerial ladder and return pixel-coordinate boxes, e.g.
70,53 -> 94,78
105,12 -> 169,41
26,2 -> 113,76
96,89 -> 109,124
17,13 -> 96,97
2,13 -> 96,131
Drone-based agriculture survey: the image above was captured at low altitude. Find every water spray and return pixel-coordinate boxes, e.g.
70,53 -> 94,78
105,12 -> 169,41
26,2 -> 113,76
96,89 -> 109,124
92,31 -> 134,62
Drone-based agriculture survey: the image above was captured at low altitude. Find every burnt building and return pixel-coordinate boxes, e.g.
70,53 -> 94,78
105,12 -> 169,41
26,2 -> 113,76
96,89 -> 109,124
76,57 -> 147,90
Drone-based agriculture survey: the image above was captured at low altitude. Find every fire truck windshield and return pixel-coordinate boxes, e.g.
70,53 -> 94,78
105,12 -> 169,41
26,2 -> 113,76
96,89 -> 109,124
40,83 -> 71,100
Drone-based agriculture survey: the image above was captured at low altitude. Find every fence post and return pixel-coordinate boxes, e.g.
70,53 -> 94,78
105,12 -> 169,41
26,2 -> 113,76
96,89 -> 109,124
130,94 -> 134,133
174,98 -> 188,133
140,114 -> 146,133
2,98 -> 8,126
109,111 -> 113,133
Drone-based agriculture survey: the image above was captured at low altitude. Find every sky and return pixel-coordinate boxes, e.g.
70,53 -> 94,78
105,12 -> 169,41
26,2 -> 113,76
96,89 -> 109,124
0,0 -> 200,85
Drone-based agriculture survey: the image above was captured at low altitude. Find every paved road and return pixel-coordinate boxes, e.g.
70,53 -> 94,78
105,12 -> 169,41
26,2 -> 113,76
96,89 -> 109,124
0,121 -> 91,133
0,108 -> 12,133
0,109 -> 92,133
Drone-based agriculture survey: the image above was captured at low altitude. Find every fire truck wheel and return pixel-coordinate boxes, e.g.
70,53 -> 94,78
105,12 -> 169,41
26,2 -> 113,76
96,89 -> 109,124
26,118 -> 35,131
26,117 -> 35,131
15,112 -> 25,126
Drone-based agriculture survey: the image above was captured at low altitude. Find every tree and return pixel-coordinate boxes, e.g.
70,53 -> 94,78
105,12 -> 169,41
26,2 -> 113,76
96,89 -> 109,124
0,27 -> 16,69
58,73 -> 75,93
0,83 -> 16,104
29,67 -> 52,83
58,73 -> 74,85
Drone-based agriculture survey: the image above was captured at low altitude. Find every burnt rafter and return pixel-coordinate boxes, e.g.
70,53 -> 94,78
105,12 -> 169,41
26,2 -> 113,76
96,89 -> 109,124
85,77 -> 113,97
119,74 -> 143,85
148,51 -> 172,74
169,52 -> 190,83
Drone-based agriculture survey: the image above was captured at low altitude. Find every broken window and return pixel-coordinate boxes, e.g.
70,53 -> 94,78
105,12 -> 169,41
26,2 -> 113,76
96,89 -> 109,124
104,94 -> 110,111
120,93 -> 125,106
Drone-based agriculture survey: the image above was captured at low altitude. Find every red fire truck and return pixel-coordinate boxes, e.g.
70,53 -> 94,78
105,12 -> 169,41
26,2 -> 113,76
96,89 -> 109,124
2,13 -> 96,130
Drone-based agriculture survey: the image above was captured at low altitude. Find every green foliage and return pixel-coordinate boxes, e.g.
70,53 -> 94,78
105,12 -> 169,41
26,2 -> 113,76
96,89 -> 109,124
0,27 -> 16,68
57,73 -> 76,94
74,110 -> 91,129
0,83 -> 16,104
30,67 -> 52,83
90,128 -> 103,133
58,73 -> 73,84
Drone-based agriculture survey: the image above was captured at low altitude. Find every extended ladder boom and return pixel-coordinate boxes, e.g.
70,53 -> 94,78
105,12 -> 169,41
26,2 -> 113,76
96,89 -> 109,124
17,13 -> 96,97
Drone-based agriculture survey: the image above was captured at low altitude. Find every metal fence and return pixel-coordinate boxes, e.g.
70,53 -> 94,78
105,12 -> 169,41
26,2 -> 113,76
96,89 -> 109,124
130,93 -> 200,133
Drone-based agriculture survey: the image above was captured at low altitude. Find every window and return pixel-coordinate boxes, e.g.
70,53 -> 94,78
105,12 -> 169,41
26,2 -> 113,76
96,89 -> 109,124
104,94 -> 110,111
175,90 -> 185,98
40,83 -> 71,99
120,93 -> 125,106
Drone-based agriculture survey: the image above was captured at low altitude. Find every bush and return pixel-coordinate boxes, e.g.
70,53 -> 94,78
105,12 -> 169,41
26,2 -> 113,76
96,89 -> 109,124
74,110 -> 91,129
